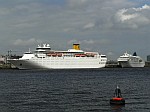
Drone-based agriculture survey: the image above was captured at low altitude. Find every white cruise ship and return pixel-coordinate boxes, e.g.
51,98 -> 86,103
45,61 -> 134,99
117,52 -> 145,68
8,44 -> 107,69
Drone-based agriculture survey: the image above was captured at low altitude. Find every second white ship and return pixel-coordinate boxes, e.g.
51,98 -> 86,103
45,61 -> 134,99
8,43 -> 107,69
117,52 -> 145,68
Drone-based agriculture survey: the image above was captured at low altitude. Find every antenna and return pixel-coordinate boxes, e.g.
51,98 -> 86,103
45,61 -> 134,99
29,48 -> 31,53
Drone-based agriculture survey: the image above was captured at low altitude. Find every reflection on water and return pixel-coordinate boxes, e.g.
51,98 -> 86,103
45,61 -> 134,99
110,105 -> 125,112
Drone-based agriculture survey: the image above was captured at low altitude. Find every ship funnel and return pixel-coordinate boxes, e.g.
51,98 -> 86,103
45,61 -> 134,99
73,44 -> 80,50
133,52 -> 137,56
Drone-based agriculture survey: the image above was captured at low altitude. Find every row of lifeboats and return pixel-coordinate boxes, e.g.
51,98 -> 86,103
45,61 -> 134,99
47,53 -> 62,57
75,53 -> 97,57
46,53 -> 97,57
74,54 -> 95,57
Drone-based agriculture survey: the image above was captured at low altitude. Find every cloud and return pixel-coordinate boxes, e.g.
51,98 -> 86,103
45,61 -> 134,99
0,0 -> 150,59
106,51 -> 115,59
0,8 -> 11,15
115,4 -> 150,29
61,0 -> 143,32
83,23 -> 95,30
116,9 -> 138,22
67,39 -> 79,45
82,40 -> 95,44
67,0 -> 87,6
13,38 -> 42,46
107,51 -> 114,56
68,39 -> 110,46
133,4 -> 150,11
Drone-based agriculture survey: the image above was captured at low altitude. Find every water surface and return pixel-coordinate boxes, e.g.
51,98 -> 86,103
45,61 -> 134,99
0,68 -> 150,112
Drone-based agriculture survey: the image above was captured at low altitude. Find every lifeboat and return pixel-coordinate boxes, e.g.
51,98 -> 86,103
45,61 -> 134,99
75,54 -> 86,57
57,53 -> 62,57
85,53 -> 96,57
110,86 -> 125,105
47,53 -> 56,57
47,53 -> 62,57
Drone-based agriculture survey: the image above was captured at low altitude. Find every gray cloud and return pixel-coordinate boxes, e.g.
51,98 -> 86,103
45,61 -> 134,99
0,0 -> 150,60
13,38 -> 42,46
114,4 -> 150,29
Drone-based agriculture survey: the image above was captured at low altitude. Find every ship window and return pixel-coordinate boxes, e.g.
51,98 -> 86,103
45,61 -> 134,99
20,63 -> 22,66
101,56 -> 106,58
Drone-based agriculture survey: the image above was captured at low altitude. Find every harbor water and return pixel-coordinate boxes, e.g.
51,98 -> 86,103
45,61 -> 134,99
0,68 -> 150,112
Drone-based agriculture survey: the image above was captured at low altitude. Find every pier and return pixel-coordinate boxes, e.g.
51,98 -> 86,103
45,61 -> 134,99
105,60 -> 121,68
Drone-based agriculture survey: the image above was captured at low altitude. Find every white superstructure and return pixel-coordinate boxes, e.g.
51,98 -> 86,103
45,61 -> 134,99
8,44 -> 107,69
117,52 -> 145,68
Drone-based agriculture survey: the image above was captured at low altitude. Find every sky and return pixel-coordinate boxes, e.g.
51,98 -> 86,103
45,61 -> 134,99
0,0 -> 150,60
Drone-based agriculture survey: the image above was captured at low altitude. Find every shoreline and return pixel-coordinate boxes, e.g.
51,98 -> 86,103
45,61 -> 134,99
1,63 -> 150,69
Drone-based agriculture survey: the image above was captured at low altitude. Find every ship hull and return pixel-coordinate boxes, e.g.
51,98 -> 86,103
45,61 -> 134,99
118,61 -> 145,68
8,57 -> 107,69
